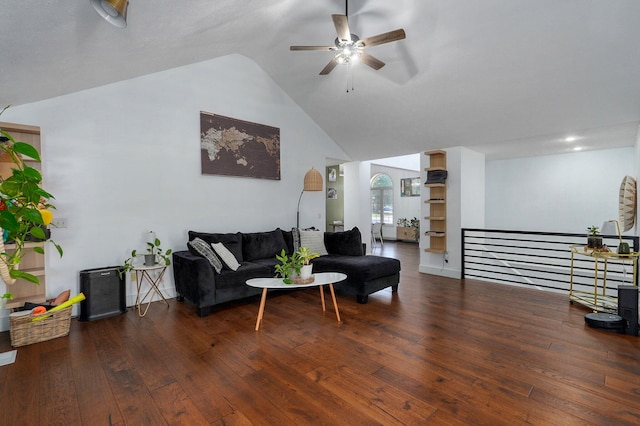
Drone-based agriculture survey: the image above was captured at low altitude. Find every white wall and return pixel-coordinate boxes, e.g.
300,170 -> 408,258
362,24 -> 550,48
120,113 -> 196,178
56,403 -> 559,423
343,161 -> 375,253
370,163 -> 421,240
0,54 -> 348,330
372,154 -> 420,171
635,124 -> 640,236
485,147 -> 635,233
419,147 -> 485,278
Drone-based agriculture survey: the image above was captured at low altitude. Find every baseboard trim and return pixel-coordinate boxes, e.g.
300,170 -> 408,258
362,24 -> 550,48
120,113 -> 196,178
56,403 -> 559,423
419,264 -> 460,279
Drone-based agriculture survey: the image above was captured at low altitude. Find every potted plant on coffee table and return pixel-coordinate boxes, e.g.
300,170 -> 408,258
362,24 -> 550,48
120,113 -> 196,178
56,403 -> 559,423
297,246 -> 319,280
274,247 -> 319,284
274,249 -> 302,284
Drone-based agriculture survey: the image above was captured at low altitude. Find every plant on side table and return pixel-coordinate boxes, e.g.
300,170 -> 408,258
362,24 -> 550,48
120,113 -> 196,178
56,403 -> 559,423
122,234 -> 172,277
587,225 -> 603,249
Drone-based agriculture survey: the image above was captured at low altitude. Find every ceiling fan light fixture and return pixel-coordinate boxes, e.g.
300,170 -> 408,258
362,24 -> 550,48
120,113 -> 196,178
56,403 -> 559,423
290,10 -> 405,75
91,0 -> 129,28
335,45 -> 361,65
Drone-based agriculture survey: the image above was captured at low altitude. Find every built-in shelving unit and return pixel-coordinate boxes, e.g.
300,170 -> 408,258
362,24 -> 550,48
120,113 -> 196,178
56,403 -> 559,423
424,150 -> 447,253
0,121 -> 47,310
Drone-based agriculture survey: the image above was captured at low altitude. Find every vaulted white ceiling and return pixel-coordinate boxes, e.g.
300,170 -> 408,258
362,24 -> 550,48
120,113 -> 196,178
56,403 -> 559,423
2,0 -> 640,160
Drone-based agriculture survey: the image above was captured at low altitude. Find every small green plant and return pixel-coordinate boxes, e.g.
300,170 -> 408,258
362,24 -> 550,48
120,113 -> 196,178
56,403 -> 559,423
397,218 -> 410,227
297,246 -> 319,265
274,249 -> 302,284
274,247 -> 319,283
122,235 -> 172,277
410,217 -> 420,240
587,225 -> 600,236
146,237 -> 172,264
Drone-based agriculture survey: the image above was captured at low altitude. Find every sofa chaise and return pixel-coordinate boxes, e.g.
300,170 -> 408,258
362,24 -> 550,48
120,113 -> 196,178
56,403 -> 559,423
172,227 -> 401,317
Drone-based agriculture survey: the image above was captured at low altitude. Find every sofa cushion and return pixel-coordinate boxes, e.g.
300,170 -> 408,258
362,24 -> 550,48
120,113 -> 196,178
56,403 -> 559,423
212,242 -> 241,271
188,231 -> 243,262
252,257 -> 281,275
312,254 -> 400,282
324,227 -> 364,256
242,229 -> 289,261
215,261 -> 272,289
281,229 -> 295,254
188,237 -> 223,273
299,230 -> 328,256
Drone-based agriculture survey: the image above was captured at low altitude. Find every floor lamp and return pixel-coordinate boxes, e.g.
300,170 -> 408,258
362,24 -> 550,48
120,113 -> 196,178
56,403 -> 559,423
297,167 -> 323,228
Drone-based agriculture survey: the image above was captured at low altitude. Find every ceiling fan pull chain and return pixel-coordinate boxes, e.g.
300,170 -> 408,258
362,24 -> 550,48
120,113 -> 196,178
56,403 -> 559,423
351,66 -> 355,93
346,64 -> 355,93
346,66 -> 350,93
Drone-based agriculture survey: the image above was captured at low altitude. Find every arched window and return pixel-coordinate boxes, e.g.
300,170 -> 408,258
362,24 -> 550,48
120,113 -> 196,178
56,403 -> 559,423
371,173 -> 394,224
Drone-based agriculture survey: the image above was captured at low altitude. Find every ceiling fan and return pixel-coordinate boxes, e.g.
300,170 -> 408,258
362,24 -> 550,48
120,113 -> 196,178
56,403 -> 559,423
290,2 -> 406,75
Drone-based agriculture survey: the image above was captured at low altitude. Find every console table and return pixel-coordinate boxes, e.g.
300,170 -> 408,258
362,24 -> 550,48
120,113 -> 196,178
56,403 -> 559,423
569,245 -> 638,313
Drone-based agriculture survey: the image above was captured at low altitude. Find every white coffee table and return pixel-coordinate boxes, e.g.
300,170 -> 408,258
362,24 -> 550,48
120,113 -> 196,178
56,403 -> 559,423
246,272 -> 347,331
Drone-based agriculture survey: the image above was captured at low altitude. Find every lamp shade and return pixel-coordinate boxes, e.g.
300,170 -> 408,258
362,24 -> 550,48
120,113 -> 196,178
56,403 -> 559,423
303,167 -> 323,191
91,0 -> 129,28
601,221 -> 617,237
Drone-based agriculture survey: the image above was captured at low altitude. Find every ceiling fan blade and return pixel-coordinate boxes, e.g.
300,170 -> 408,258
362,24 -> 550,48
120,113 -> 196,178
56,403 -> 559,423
359,52 -> 385,70
359,29 -> 406,48
332,14 -> 351,42
290,46 -> 335,51
320,58 -> 339,75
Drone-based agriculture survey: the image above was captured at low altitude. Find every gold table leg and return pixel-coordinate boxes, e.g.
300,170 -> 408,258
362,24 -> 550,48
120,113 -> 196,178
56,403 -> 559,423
136,268 -> 169,317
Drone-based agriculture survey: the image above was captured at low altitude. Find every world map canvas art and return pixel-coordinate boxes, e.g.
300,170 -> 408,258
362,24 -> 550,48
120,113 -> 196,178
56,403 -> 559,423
200,112 -> 281,180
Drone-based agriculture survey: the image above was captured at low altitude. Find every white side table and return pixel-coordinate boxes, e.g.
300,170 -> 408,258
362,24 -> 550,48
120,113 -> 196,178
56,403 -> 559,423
133,264 -> 169,317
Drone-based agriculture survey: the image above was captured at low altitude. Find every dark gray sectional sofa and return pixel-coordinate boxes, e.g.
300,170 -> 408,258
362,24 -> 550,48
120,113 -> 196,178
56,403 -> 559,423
172,227 -> 401,317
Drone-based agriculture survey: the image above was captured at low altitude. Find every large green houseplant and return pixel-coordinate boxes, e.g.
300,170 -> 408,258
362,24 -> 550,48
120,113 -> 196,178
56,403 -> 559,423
0,106 -> 63,302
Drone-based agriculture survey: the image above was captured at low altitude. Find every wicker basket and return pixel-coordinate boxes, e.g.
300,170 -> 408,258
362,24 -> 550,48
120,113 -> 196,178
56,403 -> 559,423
9,306 -> 72,347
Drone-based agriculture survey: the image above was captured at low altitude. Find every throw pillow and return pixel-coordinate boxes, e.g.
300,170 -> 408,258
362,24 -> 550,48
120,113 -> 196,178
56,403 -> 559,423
188,238 -> 223,273
291,227 -> 301,252
324,227 -> 364,256
242,229 -> 288,261
281,228 -> 295,254
212,242 -> 241,271
188,231 -> 244,262
299,230 -> 328,256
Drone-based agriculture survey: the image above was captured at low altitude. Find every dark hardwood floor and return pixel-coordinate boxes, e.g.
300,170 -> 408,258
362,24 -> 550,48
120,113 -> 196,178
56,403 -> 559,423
1,241 -> 640,425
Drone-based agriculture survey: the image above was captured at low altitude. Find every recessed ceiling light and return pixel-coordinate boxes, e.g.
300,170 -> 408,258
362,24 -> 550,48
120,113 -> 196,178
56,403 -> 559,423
563,136 -> 580,142
573,146 -> 583,151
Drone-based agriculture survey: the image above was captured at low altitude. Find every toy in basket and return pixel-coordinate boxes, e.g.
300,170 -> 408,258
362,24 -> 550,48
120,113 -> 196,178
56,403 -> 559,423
9,293 -> 85,347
